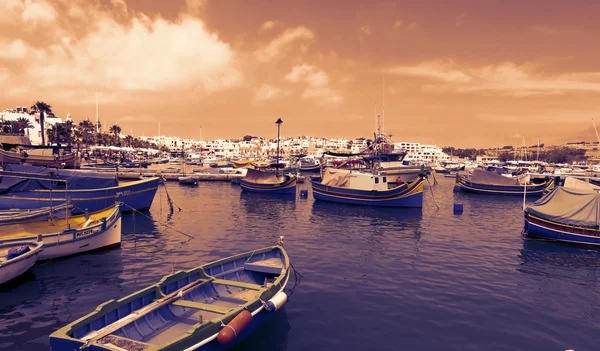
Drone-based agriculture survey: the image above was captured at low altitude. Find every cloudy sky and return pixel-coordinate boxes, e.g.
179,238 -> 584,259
1,0 -> 600,147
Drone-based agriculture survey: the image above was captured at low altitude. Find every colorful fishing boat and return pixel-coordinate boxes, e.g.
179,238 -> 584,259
298,157 -> 321,172
0,148 -> 78,168
49,243 -> 290,351
454,169 -> 553,196
0,240 -> 44,284
0,203 -> 72,224
311,168 -> 425,207
240,169 -> 297,194
523,179 -> 600,246
0,165 -> 159,213
0,204 -> 121,260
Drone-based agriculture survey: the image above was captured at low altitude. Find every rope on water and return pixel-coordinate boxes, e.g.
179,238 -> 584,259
162,182 -> 182,213
425,176 -> 440,211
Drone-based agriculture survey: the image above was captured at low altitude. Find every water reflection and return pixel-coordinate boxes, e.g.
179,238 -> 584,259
239,192 -> 298,228
234,307 -> 291,351
310,201 -> 423,229
518,240 -> 600,284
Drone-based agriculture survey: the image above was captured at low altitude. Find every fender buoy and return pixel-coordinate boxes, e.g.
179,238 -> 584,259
395,177 -> 404,185
217,310 -> 252,344
265,292 -> 287,312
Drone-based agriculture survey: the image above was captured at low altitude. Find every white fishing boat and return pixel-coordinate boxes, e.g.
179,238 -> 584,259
0,204 -> 121,261
0,241 -> 43,284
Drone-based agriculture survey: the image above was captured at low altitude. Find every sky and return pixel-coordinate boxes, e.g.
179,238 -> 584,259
1,0 -> 600,147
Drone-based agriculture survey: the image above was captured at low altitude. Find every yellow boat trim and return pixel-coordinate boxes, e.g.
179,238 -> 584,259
0,205 -> 119,239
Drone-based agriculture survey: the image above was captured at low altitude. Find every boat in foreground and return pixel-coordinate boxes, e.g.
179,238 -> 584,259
50,244 -> 290,351
240,169 -> 297,194
0,240 -> 43,284
523,181 -> 600,246
455,169 -> 553,196
0,204 -> 121,260
311,168 -> 425,207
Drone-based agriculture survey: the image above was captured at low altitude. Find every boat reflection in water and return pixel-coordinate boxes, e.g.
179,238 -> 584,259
518,239 -> 600,279
239,191 -> 297,223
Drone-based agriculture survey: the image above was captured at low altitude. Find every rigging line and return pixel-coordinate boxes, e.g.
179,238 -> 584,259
425,177 -> 440,211
120,203 -> 194,241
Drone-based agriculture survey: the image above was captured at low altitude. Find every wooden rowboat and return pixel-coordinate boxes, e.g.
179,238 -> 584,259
0,241 -> 43,284
50,243 -> 290,351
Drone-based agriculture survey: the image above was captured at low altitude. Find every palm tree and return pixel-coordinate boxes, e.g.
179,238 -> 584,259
109,124 -> 121,146
13,117 -> 34,135
30,101 -> 53,145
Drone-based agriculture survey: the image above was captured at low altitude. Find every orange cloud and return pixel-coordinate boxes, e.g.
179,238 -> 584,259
254,26 -> 314,62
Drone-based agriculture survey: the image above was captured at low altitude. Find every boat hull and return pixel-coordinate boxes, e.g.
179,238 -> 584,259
523,214 -> 600,246
0,149 -> 78,168
454,178 -> 552,196
240,176 -> 297,194
0,203 -> 71,224
0,178 -> 159,213
0,206 -> 121,261
0,241 -> 43,284
311,177 -> 424,208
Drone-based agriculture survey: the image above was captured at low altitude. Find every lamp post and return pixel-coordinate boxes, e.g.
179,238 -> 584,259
275,118 -> 283,175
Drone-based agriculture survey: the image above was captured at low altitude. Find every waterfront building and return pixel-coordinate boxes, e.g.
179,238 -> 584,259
0,106 -> 63,145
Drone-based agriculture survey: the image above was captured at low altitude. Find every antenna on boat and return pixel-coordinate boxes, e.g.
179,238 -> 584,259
592,118 -> 600,144
382,75 -> 385,135
275,118 -> 283,176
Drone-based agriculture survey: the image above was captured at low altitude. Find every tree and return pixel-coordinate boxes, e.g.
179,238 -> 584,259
109,124 -> 121,145
12,117 -> 34,135
30,101 -> 53,145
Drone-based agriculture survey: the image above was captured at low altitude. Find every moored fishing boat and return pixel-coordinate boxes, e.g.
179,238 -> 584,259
0,165 -> 159,213
311,168 -> 425,207
454,169 -> 553,196
0,148 -> 78,168
0,204 -> 121,260
0,240 -> 44,284
240,169 -> 297,194
49,243 -> 290,351
0,203 -> 72,224
523,186 -> 600,246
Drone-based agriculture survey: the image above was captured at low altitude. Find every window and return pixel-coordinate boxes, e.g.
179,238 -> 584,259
382,177 -> 387,183
374,177 -> 379,184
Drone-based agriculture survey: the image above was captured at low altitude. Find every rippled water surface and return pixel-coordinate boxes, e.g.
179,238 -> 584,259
2,176 -> 600,350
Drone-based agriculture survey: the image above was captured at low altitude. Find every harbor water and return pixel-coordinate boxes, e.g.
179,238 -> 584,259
1,176 -> 599,350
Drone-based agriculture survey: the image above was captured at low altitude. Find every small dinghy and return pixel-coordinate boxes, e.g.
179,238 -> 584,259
178,176 -> 198,186
0,240 -> 43,285
50,242 -> 290,351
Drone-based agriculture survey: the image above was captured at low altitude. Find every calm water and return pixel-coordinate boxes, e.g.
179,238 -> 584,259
1,176 -> 600,350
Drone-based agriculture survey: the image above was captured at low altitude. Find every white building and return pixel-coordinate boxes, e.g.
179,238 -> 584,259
0,106 -> 63,145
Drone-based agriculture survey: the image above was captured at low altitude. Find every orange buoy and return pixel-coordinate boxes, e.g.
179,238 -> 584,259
217,310 -> 252,344
395,177 -> 404,185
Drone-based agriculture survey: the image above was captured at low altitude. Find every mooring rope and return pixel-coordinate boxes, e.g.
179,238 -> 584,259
425,176 -> 440,211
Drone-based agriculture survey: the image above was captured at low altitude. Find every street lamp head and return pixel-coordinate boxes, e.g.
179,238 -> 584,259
275,118 -> 283,125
